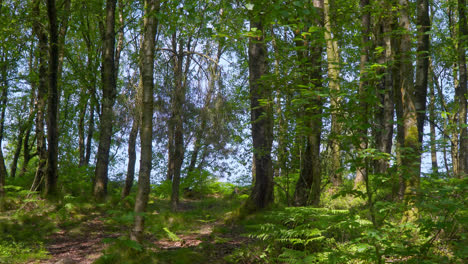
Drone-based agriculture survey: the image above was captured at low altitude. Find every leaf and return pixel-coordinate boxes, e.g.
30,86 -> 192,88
163,227 -> 181,241
356,243 -> 370,252
245,3 -> 254,10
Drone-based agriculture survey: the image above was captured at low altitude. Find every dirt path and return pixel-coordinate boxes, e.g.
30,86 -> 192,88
37,218 -> 118,264
36,202 -> 250,264
152,220 -> 251,262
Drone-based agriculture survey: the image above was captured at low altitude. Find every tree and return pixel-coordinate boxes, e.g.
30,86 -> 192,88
94,0 -> 117,200
131,0 -> 159,242
355,0 -> 371,186
0,0 -> 7,205
293,0 -> 324,206
31,0 -> 48,192
457,0 -> 467,177
243,2 -> 274,212
169,33 -> 190,210
397,0 -> 430,201
324,0 -> 342,187
44,0 -> 59,197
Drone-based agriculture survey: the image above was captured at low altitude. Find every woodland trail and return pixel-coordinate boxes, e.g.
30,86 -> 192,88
35,200 -> 250,264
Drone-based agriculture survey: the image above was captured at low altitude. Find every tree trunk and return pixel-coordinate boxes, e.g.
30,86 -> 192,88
85,100 -> 95,166
415,0 -> 430,144
131,0 -> 159,242
78,98 -> 88,166
373,2 -> 394,177
398,0 -> 423,200
31,0 -> 48,192
166,121 -> 174,181
83,22 -> 99,167
19,51 -> 35,180
0,53 -> 8,204
293,0 -> 323,206
243,15 -> 274,212
44,0 -> 59,197
18,124 -> 34,179
355,0 -> 370,186
429,74 -> 438,174
170,36 -> 192,210
94,0 -> 117,200
10,101 -> 36,178
10,119 -> 26,179
324,0 -> 342,187
457,0 -> 467,177
391,18 -> 403,198
122,117 -> 139,198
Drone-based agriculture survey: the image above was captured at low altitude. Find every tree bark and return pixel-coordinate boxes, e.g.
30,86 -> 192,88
243,15 -> 274,212
293,0 -> 323,206
429,72 -> 438,173
10,110 -> 35,178
166,121 -> 174,181
324,0 -> 342,187
355,0 -> 370,186
9,119 -> 26,179
373,1 -> 394,177
0,52 -> 8,204
122,117 -> 139,198
398,0 -> 424,200
31,0 -> 48,192
170,35 -> 192,210
78,98 -> 88,166
457,0 -> 467,177
131,0 -> 159,242
415,0 -> 430,144
94,0 -> 117,200
44,0 -> 60,197
85,103 -> 95,166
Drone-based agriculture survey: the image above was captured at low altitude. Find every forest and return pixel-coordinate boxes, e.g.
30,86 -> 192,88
0,0 -> 466,263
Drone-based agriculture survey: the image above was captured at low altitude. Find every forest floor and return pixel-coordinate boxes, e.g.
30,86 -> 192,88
19,197 -> 251,264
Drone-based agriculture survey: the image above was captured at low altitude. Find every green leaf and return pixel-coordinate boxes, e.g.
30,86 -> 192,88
163,227 -> 181,241
245,3 -> 254,10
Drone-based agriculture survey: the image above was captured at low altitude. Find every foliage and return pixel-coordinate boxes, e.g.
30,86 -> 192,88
234,181 -> 468,263
0,239 -> 48,264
